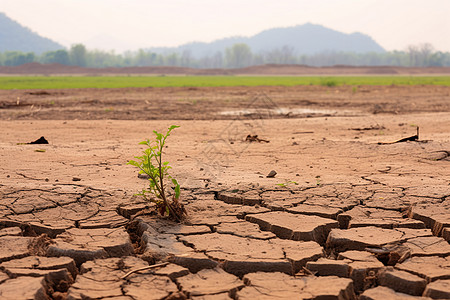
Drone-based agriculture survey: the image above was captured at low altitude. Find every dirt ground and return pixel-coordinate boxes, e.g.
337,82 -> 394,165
0,66 -> 449,299
1,62 -> 450,75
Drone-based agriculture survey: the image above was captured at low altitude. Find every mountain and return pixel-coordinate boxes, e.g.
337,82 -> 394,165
0,12 -> 64,54
149,23 -> 385,58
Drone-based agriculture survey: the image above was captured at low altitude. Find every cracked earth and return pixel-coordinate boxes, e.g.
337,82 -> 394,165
0,84 -> 449,299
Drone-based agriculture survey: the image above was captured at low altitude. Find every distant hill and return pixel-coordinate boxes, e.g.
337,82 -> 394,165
0,12 -> 64,54
149,23 -> 385,58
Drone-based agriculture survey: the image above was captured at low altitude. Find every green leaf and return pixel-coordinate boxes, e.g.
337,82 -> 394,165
174,184 -> 180,199
127,160 -> 140,167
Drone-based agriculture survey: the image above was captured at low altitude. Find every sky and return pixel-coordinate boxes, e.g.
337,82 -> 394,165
2,0 -> 450,53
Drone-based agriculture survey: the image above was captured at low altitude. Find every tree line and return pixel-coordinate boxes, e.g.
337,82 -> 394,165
1,43 -> 449,68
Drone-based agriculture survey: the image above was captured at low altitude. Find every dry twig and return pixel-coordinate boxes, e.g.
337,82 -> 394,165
121,262 -> 169,279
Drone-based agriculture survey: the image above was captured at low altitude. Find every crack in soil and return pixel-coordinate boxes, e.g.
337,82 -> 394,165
1,181 -> 449,298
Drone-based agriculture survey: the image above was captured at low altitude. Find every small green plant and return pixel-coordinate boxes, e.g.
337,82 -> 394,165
128,125 -> 185,221
276,180 -> 298,187
320,78 -> 338,87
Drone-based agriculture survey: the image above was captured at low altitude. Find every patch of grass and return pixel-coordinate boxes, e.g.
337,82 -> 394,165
320,78 -> 338,87
1,75 -> 450,90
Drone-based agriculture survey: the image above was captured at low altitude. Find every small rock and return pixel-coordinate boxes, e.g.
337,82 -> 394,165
29,136 -> 49,144
72,177 -> 81,182
266,170 -> 277,178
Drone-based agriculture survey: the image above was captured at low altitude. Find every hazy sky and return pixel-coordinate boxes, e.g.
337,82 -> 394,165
2,0 -> 449,53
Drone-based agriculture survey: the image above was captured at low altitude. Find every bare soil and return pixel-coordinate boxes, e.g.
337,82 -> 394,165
0,65 -> 449,299
1,85 -> 450,121
1,62 -> 450,75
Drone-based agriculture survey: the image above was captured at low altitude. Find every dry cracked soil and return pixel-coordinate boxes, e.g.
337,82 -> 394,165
0,73 -> 449,299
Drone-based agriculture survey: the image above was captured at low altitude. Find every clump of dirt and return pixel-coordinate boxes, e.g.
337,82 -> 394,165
28,234 -> 54,256
158,198 -> 187,223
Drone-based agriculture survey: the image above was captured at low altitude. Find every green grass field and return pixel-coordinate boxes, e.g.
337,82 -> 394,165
0,75 -> 450,90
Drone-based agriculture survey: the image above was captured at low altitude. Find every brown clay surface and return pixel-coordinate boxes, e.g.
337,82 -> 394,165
0,66 -> 449,299
1,85 -> 450,121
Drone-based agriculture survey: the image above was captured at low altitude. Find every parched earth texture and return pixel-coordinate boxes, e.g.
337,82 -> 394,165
0,69 -> 450,299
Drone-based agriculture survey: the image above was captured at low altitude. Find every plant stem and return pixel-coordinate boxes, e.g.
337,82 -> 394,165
158,136 -> 181,222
